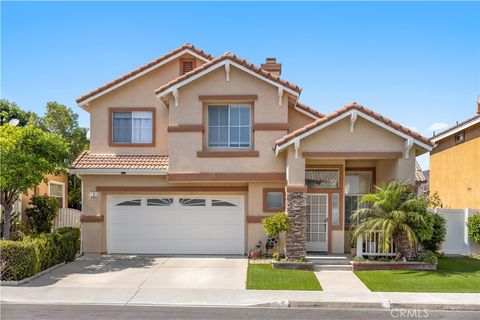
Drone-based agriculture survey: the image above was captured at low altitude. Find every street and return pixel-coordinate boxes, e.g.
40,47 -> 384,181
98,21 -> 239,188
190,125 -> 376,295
1,304 -> 478,320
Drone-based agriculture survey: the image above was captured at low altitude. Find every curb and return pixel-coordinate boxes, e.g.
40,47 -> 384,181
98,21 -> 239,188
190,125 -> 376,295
1,262 -> 65,287
287,300 -> 479,311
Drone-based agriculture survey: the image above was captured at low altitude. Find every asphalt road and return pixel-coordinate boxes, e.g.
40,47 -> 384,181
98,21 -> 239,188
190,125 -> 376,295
1,304 -> 478,320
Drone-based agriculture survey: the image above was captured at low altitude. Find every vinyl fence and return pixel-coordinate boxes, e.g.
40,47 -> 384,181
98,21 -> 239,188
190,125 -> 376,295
53,208 -> 82,230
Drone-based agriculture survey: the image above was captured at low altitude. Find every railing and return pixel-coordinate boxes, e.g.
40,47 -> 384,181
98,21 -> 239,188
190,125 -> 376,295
356,231 -> 396,257
53,208 -> 82,230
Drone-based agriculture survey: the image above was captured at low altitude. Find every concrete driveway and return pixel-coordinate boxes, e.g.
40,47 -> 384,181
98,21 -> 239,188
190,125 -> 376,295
23,255 -> 247,290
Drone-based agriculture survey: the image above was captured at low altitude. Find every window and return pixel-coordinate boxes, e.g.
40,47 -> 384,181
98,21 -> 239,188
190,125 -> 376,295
212,200 -> 237,207
455,131 -> 465,144
344,171 -> 373,226
179,198 -> 206,206
116,199 -> 141,206
305,169 -> 339,189
208,104 -> 251,148
112,111 -> 153,144
331,193 -> 340,227
147,198 -> 173,206
181,58 -> 195,75
263,189 -> 285,212
49,182 -> 64,208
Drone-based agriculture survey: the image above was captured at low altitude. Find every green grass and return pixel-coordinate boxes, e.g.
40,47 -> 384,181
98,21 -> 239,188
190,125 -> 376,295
355,257 -> 480,293
246,264 -> 322,291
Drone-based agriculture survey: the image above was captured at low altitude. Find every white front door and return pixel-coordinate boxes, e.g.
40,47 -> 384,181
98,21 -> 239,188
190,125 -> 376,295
306,194 -> 328,252
107,195 -> 245,255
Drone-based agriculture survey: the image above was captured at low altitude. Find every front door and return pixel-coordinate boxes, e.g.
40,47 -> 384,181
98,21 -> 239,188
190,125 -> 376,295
306,194 -> 328,252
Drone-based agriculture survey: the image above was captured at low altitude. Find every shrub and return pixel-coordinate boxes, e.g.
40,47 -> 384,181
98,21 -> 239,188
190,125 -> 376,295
467,214 -> 480,243
421,250 -> 438,264
25,195 -> 59,234
0,227 -> 80,281
422,213 -> 447,252
0,240 -> 40,281
262,212 -> 290,238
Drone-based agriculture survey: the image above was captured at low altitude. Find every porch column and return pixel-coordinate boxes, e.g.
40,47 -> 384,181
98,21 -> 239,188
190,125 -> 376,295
285,187 -> 307,259
285,145 -> 307,259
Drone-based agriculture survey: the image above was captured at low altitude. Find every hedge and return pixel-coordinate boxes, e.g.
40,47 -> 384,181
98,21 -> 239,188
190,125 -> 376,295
1,227 -> 80,281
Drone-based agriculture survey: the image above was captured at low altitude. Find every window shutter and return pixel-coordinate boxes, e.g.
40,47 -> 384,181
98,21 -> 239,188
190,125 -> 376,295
181,59 -> 195,75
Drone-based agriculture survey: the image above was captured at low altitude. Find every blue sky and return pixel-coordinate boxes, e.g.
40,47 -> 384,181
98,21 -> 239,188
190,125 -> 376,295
2,1 -> 479,169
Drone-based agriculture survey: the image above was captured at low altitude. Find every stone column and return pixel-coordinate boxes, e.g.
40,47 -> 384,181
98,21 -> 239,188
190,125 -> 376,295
285,188 -> 307,259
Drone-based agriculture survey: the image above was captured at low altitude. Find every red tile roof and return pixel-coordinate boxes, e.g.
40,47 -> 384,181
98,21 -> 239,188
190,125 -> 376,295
154,52 -> 302,96
415,161 -> 427,183
276,102 -> 434,147
295,102 -> 324,118
71,151 -> 169,170
76,44 -> 213,104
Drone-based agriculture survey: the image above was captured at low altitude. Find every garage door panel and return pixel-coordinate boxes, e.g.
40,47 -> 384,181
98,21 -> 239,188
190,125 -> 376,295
107,195 -> 245,254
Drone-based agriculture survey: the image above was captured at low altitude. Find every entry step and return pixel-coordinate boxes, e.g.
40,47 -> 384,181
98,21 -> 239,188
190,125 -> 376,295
307,255 -> 351,266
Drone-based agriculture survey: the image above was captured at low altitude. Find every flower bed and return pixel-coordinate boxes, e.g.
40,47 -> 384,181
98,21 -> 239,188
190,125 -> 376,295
351,261 -> 437,271
0,227 -> 80,281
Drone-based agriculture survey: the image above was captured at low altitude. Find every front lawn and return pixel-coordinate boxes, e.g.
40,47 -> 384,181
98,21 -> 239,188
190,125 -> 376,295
355,257 -> 480,293
246,264 -> 322,291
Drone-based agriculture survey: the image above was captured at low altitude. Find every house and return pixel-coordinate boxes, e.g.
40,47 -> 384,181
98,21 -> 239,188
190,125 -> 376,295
71,44 -> 433,257
13,173 -> 69,216
430,100 -> 480,208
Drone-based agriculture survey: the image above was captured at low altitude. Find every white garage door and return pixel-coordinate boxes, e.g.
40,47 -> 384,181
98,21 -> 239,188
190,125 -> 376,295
107,195 -> 245,254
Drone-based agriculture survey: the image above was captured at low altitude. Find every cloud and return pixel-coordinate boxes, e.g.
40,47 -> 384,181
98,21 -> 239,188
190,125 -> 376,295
427,122 -> 449,132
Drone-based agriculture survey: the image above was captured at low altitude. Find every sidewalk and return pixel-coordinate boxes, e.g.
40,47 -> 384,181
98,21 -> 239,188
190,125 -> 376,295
1,286 -> 479,311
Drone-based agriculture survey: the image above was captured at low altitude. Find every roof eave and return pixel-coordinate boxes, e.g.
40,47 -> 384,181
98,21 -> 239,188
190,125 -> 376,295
69,168 -> 168,175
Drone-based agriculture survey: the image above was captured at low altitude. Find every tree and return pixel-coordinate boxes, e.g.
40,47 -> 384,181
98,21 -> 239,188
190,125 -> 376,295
351,181 -> 430,259
0,99 -> 37,127
0,124 -> 69,239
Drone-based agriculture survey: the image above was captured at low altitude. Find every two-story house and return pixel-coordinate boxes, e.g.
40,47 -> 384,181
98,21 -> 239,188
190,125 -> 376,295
71,44 -> 433,257
430,101 -> 480,208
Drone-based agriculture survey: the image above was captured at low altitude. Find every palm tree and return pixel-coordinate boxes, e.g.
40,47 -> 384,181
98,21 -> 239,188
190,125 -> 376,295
351,181 -> 429,259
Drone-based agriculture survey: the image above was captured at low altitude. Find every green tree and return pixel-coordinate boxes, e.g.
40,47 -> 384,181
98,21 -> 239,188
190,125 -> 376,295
351,181 -> 430,259
0,124 -> 69,239
0,99 -> 37,127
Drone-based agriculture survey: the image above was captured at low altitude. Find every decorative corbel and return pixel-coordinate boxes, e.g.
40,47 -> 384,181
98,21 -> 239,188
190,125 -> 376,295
225,62 -> 230,82
404,138 -> 413,159
294,140 -> 300,159
278,87 -> 283,106
172,88 -> 179,107
350,110 -> 358,132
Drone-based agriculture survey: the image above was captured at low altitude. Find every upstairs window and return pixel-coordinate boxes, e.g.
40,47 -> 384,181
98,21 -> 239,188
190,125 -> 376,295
48,182 -> 64,208
208,104 -> 251,148
112,111 -> 153,144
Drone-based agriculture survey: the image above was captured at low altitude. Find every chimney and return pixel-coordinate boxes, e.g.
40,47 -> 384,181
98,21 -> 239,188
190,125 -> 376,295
477,95 -> 480,114
261,57 -> 282,77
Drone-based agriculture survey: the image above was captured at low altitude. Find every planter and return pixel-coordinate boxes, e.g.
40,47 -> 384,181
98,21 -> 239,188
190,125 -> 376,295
351,261 -> 437,271
350,248 -> 357,257
272,261 -> 314,271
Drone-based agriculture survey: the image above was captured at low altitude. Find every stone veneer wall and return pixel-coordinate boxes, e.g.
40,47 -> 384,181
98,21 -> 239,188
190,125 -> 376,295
285,192 -> 307,259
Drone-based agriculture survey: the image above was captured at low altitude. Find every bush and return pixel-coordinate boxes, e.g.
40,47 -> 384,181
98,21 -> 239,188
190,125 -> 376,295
25,195 -> 59,234
0,240 -> 40,281
422,213 -> 447,252
0,227 -> 80,281
467,214 -> 480,243
262,212 -> 291,238
421,250 -> 438,264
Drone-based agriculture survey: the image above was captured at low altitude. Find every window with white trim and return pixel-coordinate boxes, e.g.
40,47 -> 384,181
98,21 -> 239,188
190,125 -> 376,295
112,111 -> 153,144
49,182 -> 64,208
208,104 -> 251,148
345,171 -> 373,226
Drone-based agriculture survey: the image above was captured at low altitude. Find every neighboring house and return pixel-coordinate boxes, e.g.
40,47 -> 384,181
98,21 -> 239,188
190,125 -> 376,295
16,173 -> 68,215
415,161 -> 428,195
71,44 -> 433,257
430,101 -> 480,208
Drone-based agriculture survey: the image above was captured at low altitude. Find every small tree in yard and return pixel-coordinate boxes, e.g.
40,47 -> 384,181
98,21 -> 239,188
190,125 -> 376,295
262,212 -> 291,258
25,196 -> 59,234
467,214 -> 480,244
0,124 -> 69,240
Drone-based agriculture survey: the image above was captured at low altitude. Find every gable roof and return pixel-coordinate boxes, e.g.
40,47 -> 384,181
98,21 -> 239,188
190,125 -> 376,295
295,102 -> 324,119
154,52 -> 302,98
275,102 -> 434,152
76,43 -> 213,106
70,151 -> 168,174
430,114 -> 480,143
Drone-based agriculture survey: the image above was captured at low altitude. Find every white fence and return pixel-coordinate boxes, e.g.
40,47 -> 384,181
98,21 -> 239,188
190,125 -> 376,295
53,208 -> 82,230
434,208 -> 480,255
356,231 -> 396,257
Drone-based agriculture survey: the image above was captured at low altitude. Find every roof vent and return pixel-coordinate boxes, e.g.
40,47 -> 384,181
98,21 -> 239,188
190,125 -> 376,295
261,57 -> 282,76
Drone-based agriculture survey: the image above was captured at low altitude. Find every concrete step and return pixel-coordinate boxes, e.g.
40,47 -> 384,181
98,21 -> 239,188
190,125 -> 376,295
307,255 -> 351,266
314,264 -> 353,271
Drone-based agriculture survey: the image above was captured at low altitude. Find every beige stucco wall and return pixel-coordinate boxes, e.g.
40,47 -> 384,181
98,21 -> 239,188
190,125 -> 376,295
168,66 -> 290,173
86,54 -> 206,155
21,173 -> 68,213
288,107 -> 316,131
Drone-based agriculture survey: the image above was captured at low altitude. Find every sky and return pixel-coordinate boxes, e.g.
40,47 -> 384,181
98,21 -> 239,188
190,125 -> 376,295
2,1 -> 479,169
